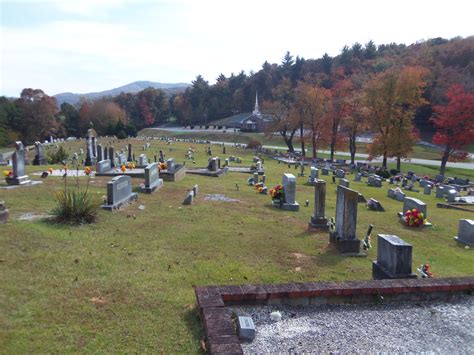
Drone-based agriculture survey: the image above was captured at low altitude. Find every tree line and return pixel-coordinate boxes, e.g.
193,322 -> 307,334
0,87 -> 170,144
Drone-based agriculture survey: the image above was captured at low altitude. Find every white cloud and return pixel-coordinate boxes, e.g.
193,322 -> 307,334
1,0 -> 473,96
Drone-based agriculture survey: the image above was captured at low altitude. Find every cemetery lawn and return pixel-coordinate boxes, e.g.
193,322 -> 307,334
1,138 -> 473,353
140,128 -> 472,162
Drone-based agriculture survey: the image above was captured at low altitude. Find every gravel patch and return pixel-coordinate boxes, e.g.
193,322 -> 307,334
203,194 -> 240,203
232,295 -> 474,353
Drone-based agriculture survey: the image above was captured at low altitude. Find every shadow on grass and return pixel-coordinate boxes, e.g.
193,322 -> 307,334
183,306 -> 206,354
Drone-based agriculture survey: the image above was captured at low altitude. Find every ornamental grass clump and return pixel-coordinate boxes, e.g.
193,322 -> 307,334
50,165 -> 100,224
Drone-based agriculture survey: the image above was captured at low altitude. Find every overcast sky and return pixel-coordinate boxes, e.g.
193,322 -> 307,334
1,0 -> 473,97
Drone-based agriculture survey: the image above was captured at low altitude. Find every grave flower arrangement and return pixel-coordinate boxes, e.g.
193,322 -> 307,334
127,162 -> 136,170
159,162 -> 167,170
3,170 -> 13,183
403,208 -> 427,227
255,182 -> 267,194
269,184 -> 284,203
120,165 -> 127,173
418,263 -> 434,278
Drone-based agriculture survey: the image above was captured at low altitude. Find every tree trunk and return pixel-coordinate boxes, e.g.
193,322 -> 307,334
300,122 -> 305,157
382,151 -> 387,169
439,144 -> 450,176
349,131 -> 356,165
396,157 -> 401,172
283,136 -> 295,153
312,132 -> 317,158
330,140 -> 336,161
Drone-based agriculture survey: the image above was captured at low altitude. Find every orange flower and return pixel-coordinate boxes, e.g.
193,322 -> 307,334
84,167 -> 92,175
48,167 -> 53,174
120,165 -> 126,173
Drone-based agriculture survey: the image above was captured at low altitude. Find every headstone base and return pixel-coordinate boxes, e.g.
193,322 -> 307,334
454,236 -> 474,246
372,261 -> 417,280
160,165 -> 186,181
308,216 -> 329,231
281,202 -> 300,211
101,193 -> 138,211
329,232 -> 365,256
6,175 -> 31,185
139,179 -> 163,194
306,179 -> 316,186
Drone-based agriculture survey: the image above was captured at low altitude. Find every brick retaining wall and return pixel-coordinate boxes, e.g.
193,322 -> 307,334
195,277 -> 474,354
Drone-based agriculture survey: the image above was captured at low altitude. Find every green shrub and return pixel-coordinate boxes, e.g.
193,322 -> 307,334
376,170 -> 391,179
47,146 -> 69,164
390,168 -> 400,176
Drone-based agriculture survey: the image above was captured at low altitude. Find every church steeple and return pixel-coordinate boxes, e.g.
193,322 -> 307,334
253,91 -> 260,116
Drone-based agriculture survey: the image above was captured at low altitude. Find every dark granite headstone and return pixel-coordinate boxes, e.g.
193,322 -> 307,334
367,198 -> 385,211
7,141 -> 31,185
96,159 -> 111,173
339,178 -> 350,188
33,141 -> 47,165
166,158 -> 175,172
108,147 -> 115,167
335,169 -> 345,178
402,197 -> 427,218
237,316 -> 255,341
127,143 -> 133,162
96,144 -> 103,162
372,234 -> 416,279
454,219 -> 474,246
101,175 -> 138,210
307,166 -> 318,185
308,179 -> 329,230
140,163 -> 163,194
330,185 -> 362,254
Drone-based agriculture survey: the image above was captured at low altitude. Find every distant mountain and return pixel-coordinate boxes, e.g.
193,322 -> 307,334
54,81 -> 190,106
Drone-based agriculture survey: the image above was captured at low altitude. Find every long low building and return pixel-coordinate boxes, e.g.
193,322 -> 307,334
209,92 -> 273,133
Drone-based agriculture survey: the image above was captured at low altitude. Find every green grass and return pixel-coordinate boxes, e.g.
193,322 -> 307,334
139,128 -> 473,162
0,138 -> 473,353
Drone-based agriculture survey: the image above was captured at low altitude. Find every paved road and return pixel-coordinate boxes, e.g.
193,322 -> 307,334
147,127 -> 474,170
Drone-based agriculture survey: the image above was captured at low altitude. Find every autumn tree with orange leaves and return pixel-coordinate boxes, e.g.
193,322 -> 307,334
328,72 -> 353,161
294,82 -> 331,158
365,66 -> 428,170
431,84 -> 474,175
263,78 -> 299,153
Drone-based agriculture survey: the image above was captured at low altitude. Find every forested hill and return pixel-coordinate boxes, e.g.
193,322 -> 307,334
54,81 -> 190,106
172,36 -> 473,131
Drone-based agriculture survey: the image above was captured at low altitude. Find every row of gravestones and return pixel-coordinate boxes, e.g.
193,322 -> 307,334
308,180 -> 474,277
275,171 -> 472,254
101,163 -> 163,210
388,184 -> 459,201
